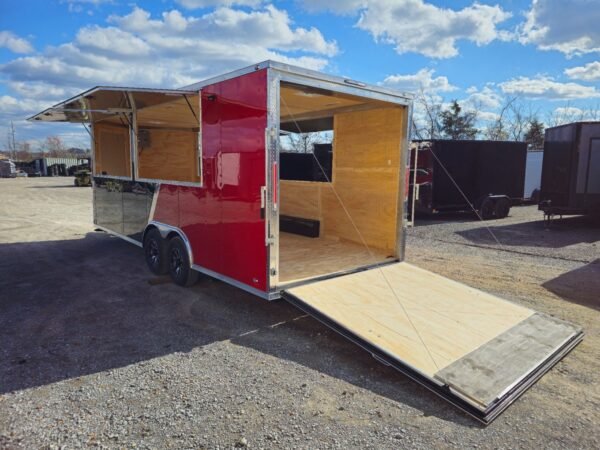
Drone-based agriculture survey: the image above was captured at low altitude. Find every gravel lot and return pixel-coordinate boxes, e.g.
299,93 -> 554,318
1,177 -> 599,449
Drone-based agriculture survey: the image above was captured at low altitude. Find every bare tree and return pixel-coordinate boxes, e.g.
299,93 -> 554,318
545,101 -> 586,127
484,96 -> 540,141
15,142 -> 33,161
412,88 -> 443,140
42,136 -> 68,157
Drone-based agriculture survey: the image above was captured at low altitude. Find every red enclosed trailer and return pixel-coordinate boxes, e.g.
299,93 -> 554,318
30,61 -> 581,423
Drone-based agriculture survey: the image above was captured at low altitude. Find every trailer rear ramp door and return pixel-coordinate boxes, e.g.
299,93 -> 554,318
281,262 -> 582,423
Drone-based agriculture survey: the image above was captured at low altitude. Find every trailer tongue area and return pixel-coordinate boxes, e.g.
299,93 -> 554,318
282,262 -> 582,424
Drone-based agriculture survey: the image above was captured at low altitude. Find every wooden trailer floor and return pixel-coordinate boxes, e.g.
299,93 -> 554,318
278,232 -> 395,285
283,262 -> 582,415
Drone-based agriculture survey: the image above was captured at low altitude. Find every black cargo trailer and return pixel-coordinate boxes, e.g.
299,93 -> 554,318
409,140 -> 527,220
539,122 -> 600,218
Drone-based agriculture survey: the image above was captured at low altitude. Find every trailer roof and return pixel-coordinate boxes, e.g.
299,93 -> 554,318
182,60 -> 413,105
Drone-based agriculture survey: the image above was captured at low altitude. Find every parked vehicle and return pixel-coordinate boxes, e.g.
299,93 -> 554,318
73,169 -> 91,186
30,60 -> 581,424
0,159 -> 17,178
539,122 -> 600,219
409,140 -> 527,220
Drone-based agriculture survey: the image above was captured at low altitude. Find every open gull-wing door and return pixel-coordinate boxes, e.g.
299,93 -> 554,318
282,262 -> 582,424
28,86 -> 198,124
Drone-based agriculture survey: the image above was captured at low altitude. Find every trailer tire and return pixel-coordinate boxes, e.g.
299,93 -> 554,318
144,228 -> 169,275
494,198 -> 511,219
167,236 -> 198,287
479,198 -> 495,220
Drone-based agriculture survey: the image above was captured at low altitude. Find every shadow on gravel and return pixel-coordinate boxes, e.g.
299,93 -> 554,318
542,260 -> 600,310
456,215 -> 600,248
412,211 -> 478,227
0,232 -> 476,427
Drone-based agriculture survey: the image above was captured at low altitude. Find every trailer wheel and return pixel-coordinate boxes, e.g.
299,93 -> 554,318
479,198 -> 495,220
143,228 -> 168,275
494,198 -> 511,219
167,236 -> 198,287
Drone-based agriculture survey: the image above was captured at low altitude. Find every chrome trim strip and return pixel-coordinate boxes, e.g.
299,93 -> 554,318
96,225 -> 143,248
136,177 -> 202,188
191,263 -> 272,300
149,186 -> 159,222
398,101 -> 413,262
266,68 -> 281,290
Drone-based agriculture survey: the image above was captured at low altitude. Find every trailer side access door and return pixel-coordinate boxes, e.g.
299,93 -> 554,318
282,262 -> 582,423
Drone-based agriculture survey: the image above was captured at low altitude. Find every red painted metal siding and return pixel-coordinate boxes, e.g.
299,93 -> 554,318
153,69 -> 268,291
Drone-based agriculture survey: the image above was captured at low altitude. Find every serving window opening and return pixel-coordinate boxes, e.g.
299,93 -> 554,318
277,81 -> 408,285
75,89 -> 201,184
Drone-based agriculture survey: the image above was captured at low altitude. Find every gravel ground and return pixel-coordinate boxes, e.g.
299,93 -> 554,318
1,177 -> 599,449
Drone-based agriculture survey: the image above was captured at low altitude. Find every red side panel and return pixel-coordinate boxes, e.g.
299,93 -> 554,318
152,69 -> 268,291
218,70 -> 268,290
179,82 -> 222,275
153,184 -> 179,226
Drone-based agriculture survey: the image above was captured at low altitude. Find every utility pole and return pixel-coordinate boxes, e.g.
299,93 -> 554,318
9,121 -> 17,160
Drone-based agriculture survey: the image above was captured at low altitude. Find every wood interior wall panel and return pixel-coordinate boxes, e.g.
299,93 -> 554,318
138,129 -> 199,182
321,169 -> 399,252
321,106 -> 405,252
93,122 -> 130,177
136,96 -> 199,129
280,180 -> 323,220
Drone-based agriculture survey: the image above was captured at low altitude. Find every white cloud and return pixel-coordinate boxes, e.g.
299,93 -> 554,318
463,86 -> 503,110
176,0 -> 262,8
0,31 -> 34,54
499,76 -> 600,99
382,68 -> 456,94
565,61 -> 600,81
520,0 -> 600,56
301,0 -> 511,58
1,5 -> 336,148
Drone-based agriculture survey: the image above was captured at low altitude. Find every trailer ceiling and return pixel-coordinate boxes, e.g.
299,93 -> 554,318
280,82 -> 394,132
28,87 -> 198,124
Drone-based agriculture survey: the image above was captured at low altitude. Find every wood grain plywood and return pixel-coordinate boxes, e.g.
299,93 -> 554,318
136,96 -> 199,129
321,106 -> 405,252
93,122 -> 130,177
280,84 -> 363,121
138,128 -> 199,182
321,169 -> 399,251
286,262 -> 533,377
278,232 -> 394,284
280,180 -> 323,221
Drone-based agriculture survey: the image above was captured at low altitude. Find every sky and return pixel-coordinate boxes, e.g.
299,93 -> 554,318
1,0 -> 600,149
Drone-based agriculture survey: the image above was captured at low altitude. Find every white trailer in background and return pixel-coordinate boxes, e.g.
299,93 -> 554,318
524,150 -> 544,202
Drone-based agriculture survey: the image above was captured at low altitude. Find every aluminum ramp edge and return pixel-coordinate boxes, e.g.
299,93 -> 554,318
281,290 -> 584,424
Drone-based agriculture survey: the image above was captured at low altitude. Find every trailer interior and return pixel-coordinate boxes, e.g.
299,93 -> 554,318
277,81 -> 405,285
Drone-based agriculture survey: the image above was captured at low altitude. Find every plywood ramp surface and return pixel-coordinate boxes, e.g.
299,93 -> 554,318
285,262 -> 533,377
